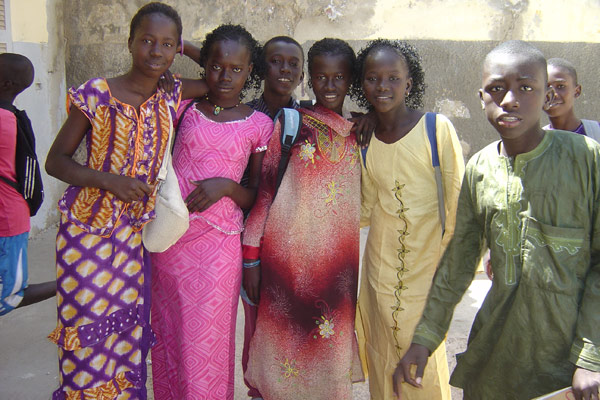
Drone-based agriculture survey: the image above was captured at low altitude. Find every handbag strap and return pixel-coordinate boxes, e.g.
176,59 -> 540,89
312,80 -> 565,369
156,108 -> 174,182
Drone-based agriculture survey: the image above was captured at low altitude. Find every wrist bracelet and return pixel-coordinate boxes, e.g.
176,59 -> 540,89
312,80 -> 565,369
243,260 -> 260,269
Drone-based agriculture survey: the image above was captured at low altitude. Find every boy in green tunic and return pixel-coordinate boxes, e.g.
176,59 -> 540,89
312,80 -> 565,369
394,41 -> 600,400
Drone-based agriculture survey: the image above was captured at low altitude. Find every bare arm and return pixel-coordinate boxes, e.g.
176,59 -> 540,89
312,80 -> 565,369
45,106 -> 152,203
180,78 -> 208,101
17,281 -> 56,308
183,40 -> 201,64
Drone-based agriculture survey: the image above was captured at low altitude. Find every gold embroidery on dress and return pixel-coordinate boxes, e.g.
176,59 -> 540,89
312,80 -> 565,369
304,115 -> 346,163
391,180 -> 410,358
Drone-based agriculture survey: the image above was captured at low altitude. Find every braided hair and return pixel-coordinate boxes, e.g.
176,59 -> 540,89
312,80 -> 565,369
350,39 -> 425,110
199,24 -> 262,96
307,38 -> 356,88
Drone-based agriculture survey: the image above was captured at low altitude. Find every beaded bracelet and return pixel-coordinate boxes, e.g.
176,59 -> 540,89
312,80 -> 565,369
243,260 -> 260,269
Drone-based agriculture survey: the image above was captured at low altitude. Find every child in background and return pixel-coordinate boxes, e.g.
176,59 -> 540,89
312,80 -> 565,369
397,40 -> 600,400
0,53 -> 55,316
242,38 -> 363,400
45,3 -> 206,398
149,24 -> 273,400
351,39 -> 464,400
545,58 -> 600,140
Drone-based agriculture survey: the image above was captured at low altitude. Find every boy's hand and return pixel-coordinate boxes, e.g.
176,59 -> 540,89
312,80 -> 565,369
243,264 -> 261,305
349,111 -> 376,148
393,343 -> 430,399
105,174 -> 153,203
572,367 -> 600,400
185,177 -> 231,213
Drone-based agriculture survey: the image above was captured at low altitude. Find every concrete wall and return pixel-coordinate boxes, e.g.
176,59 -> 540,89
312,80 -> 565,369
9,0 -> 66,235
37,0 -> 599,231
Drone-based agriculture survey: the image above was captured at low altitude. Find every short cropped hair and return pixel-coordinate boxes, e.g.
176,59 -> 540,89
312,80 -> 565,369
307,38 -> 356,85
129,2 -> 182,44
547,58 -> 578,84
484,40 -> 547,82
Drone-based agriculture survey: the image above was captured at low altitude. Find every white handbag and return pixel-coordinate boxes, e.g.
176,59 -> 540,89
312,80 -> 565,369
142,110 -> 189,252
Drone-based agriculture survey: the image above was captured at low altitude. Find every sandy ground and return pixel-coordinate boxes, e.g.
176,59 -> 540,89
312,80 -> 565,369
0,226 -> 491,400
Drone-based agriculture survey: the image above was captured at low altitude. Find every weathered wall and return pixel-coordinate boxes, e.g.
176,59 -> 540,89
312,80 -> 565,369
40,0 -> 600,230
10,0 -> 66,235
63,0 -> 600,145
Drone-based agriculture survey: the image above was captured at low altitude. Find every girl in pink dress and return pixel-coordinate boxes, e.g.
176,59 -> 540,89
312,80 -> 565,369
149,24 -> 273,400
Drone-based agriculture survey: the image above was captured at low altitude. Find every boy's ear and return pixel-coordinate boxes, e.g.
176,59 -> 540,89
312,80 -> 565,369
542,86 -> 554,111
478,89 -> 485,110
248,62 -> 253,74
574,84 -> 582,98
127,37 -> 133,53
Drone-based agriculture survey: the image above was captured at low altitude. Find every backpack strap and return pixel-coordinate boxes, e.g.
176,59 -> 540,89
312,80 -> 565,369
274,108 -> 302,195
425,112 -> 446,235
298,99 -> 314,108
581,119 -> 600,142
0,175 -> 19,190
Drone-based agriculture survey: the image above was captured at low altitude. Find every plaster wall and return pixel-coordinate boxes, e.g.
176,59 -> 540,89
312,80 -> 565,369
63,0 -> 600,154
44,0 -> 600,231
10,0 -> 67,236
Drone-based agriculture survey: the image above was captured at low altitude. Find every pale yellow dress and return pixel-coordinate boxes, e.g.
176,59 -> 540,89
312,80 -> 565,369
356,114 -> 464,400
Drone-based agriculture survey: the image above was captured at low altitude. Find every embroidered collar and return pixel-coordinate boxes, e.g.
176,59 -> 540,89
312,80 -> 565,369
301,103 -> 353,137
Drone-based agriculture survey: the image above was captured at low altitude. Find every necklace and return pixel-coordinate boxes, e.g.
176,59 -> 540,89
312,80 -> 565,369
205,95 -> 241,116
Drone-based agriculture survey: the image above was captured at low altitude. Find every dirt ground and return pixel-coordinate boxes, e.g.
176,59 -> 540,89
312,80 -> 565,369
0,227 -> 490,400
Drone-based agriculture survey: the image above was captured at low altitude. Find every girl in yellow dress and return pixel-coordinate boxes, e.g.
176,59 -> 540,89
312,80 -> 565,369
351,39 -> 465,400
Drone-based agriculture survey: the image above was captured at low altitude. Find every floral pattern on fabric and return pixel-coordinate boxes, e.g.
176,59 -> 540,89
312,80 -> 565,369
242,105 -> 363,400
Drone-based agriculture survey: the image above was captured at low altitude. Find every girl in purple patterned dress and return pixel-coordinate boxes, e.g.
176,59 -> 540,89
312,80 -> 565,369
45,4 -> 207,399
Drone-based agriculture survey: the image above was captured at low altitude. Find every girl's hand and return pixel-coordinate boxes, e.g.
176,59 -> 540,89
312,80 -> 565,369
185,177 -> 233,213
105,174 -> 153,203
350,111 -> 377,148
243,264 -> 261,304
573,367 -> 600,400
158,70 -> 178,93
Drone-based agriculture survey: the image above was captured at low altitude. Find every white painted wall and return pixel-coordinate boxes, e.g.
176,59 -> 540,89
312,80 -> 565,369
10,0 -> 66,236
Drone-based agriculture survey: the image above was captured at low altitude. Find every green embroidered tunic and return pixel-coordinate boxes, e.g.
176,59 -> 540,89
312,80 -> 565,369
413,130 -> 600,399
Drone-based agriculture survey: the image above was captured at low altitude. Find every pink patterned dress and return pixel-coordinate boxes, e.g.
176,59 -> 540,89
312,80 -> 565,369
150,101 -> 273,400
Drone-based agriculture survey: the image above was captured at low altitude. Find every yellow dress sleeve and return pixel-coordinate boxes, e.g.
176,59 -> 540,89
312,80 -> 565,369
436,114 -> 465,251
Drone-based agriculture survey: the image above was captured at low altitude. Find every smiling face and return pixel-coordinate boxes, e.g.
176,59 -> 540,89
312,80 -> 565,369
263,41 -> 304,97
128,13 -> 180,79
362,48 -> 412,113
310,53 -> 352,114
479,53 -> 552,142
204,39 -> 252,105
546,65 -> 581,118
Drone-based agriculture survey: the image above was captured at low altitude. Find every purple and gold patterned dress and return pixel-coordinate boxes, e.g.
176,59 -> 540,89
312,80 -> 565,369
48,77 -> 181,400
